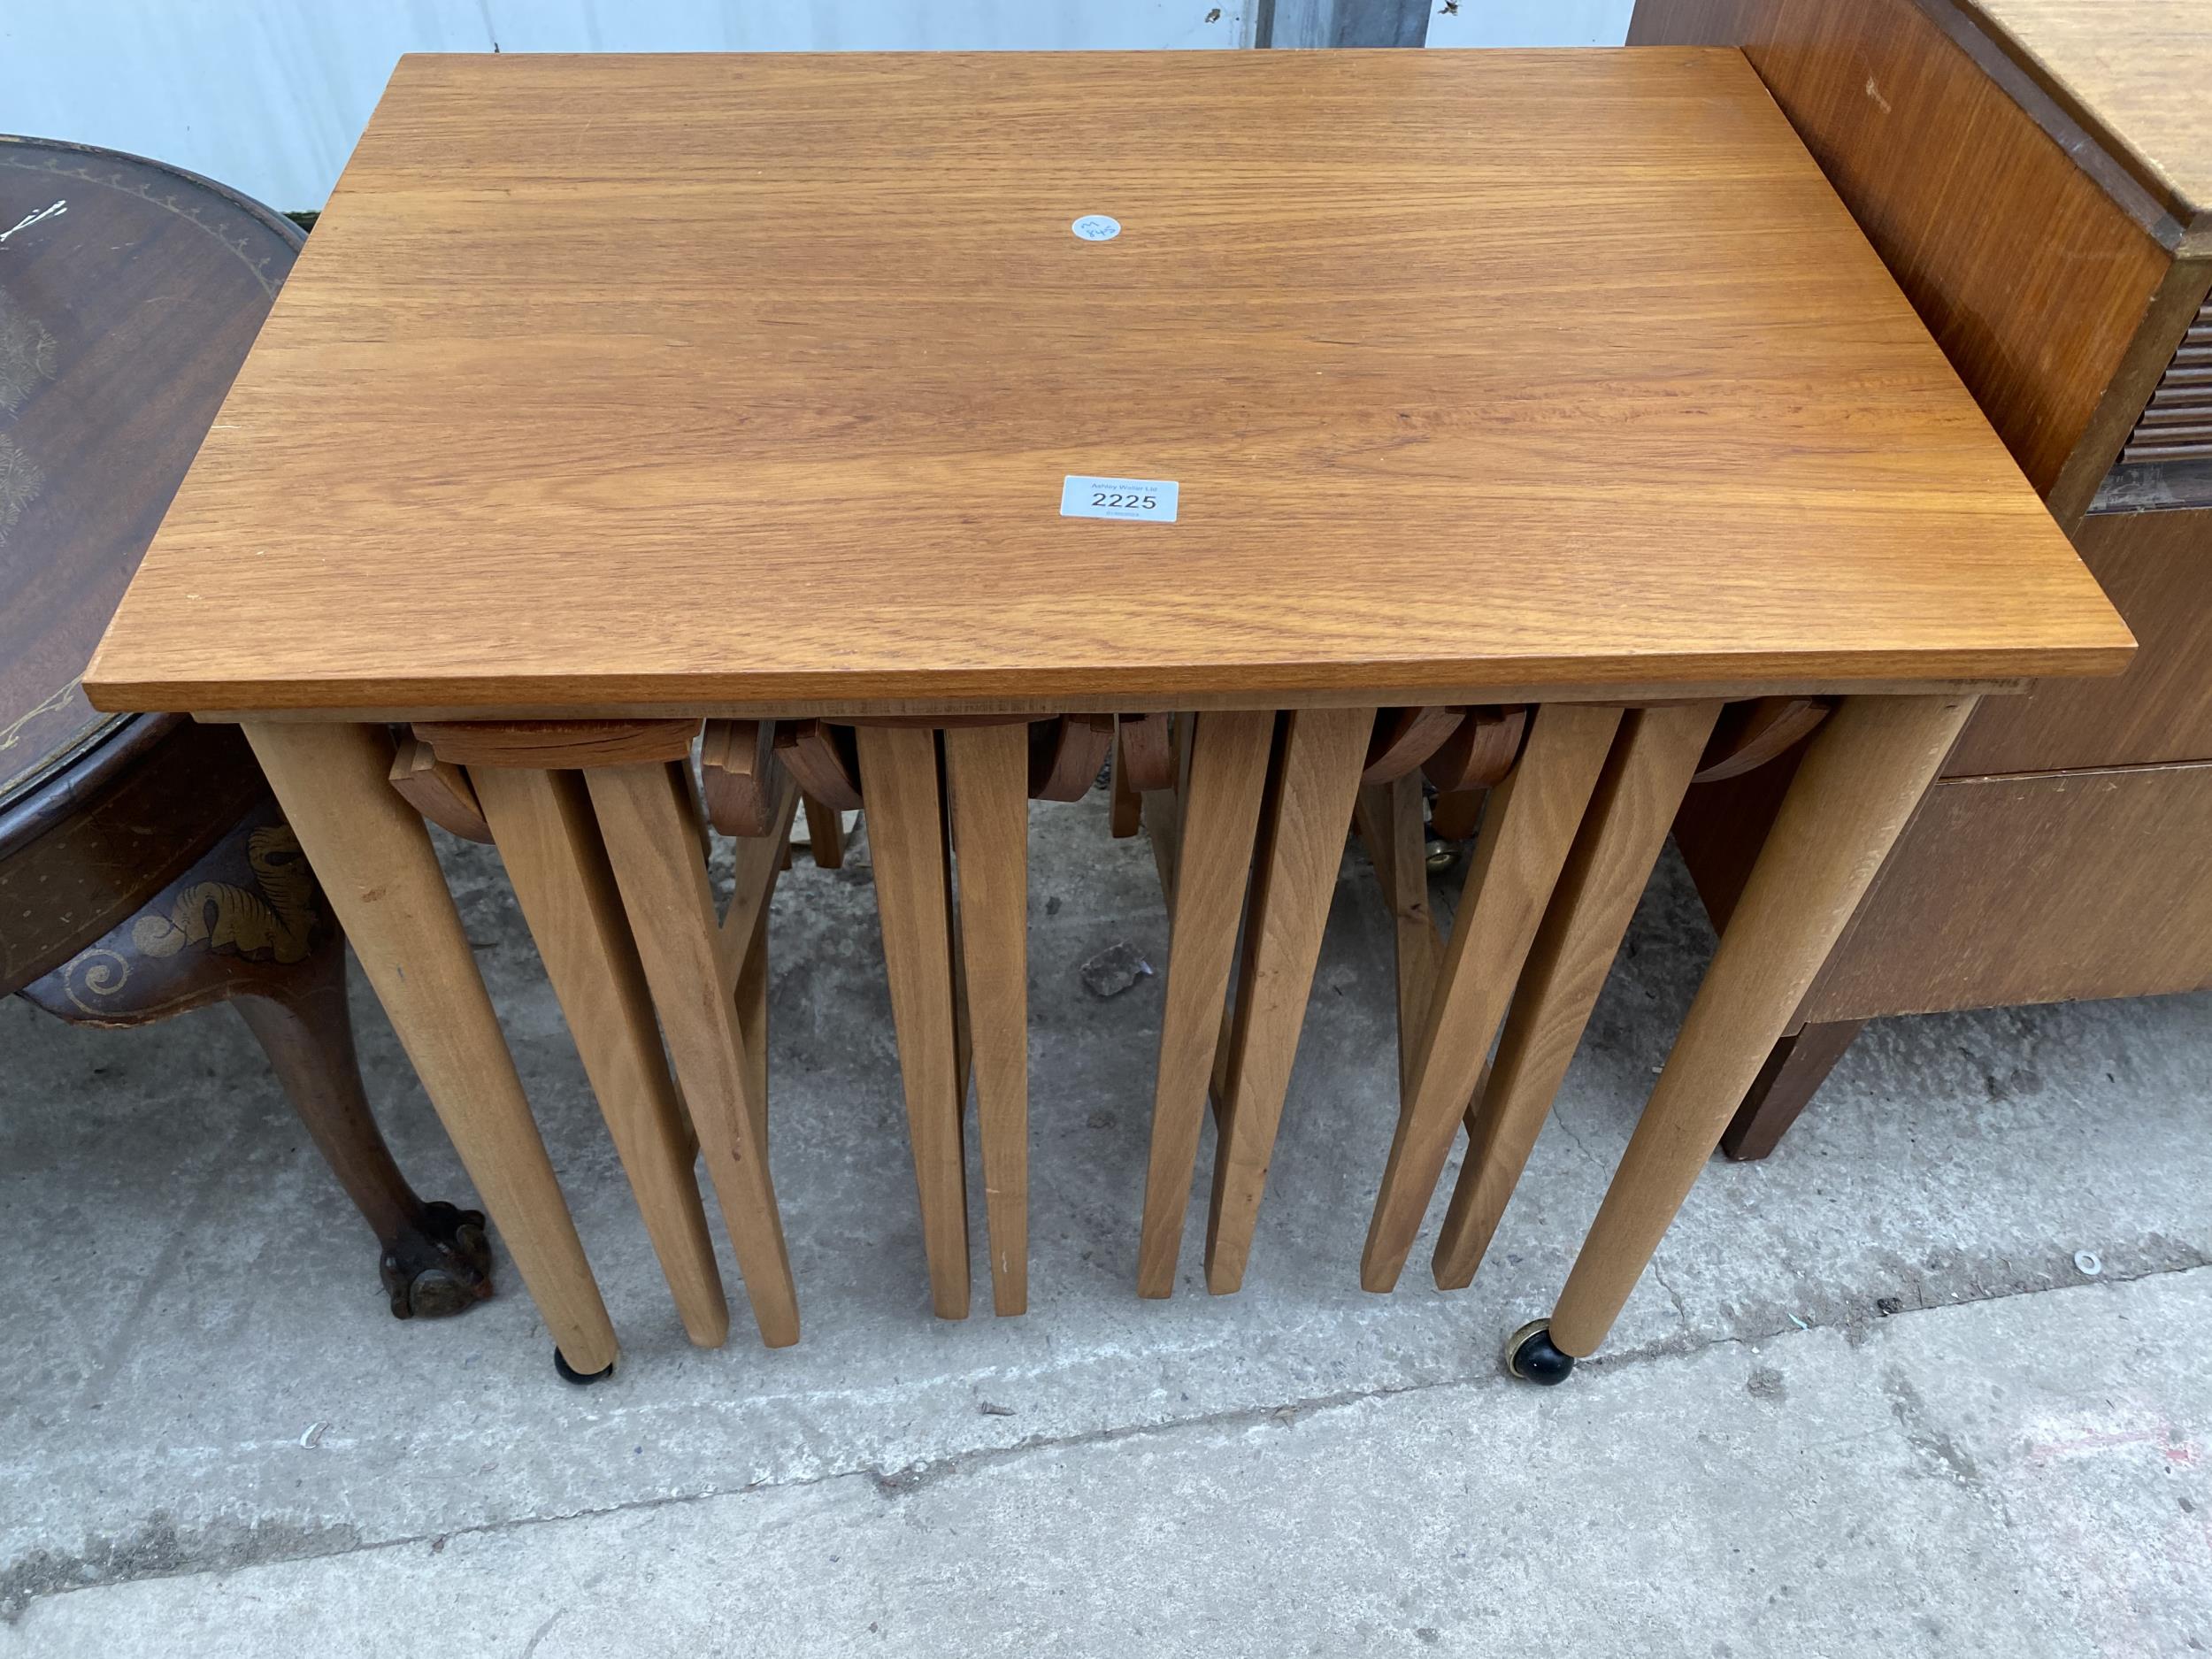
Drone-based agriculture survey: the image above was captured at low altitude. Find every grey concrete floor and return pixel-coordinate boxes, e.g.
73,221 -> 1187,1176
3,794 -> 2208,1655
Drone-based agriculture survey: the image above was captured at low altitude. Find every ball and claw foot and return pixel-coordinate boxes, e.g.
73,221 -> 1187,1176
1506,1318 -> 1577,1386
555,1348 -> 616,1386
380,1200 -> 495,1320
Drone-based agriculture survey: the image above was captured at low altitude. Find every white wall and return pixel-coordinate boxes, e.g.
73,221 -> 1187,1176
0,1 -> 1255,211
1425,0 -> 1632,48
0,0 -> 1634,214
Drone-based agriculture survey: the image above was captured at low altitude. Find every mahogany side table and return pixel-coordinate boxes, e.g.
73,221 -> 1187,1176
2,136 -> 490,1322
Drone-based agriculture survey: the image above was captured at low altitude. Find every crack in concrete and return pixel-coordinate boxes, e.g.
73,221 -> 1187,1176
1646,1257 -> 1694,1331
12,1253 -> 2208,1620
1542,1098 -> 1605,1173
1578,1250 -> 2203,1372
1537,1098 -> 1692,1333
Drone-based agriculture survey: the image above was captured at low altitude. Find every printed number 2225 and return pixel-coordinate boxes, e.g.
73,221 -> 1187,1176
1093,491 -> 1157,510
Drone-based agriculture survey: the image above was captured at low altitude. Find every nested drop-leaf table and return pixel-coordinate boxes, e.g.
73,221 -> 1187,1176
85,49 -> 2131,1381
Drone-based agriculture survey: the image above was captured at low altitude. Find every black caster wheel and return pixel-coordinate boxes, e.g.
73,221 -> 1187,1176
555,1348 -> 616,1386
1505,1318 -> 1576,1386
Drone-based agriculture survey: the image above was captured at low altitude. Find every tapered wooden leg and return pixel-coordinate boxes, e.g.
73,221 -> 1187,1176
471,765 -> 731,1348
587,761 -> 799,1348
1353,772 -> 1443,1100
1203,705 -> 1372,1294
944,780 -> 974,1123
1719,1018 -> 1867,1161
1545,694 -> 1976,1360
1138,715 -> 1248,1118
802,792 -> 846,869
1110,719 -> 1144,839
944,724 -> 1032,1316
1210,821 -> 1271,1116
1208,716 -> 1286,1116
242,721 -> 618,1375
1137,714 -> 1192,905
852,725 -> 970,1319
1136,709 -> 1275,1298
1430,703 -> 1721,1291
1359,703 -> 1622,1294
718,778 -> 801,1155
1352,778 -> 1504,1153
1137,712 -> 1254,1128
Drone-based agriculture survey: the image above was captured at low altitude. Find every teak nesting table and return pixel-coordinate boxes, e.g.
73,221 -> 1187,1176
84,50 -> 2131,1384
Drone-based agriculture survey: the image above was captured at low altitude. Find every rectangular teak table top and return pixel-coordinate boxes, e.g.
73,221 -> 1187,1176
85,49 -> 2132,719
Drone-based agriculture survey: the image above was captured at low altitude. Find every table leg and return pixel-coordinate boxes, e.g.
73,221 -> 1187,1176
1718,1018 -> 1868,1162
1137,718 -> 1187,903
1210,764 -> 1277,1118
1359,703 -> 1622,1293
802,792 -> 846,869
944,788 -> 974,1127
470,765 -> 731,1349
852,725 -> 971,1320
733,797 -> 798,1153
1517,693 -> 1976,1383
1430,702 -> 1720,1291
1352,771 -> 1443,1101
944,724 -> 1032,1316
1110,723 -> 1144,839
1135,709 -> 1274,1298
242,721 -> 618,1379
717,777 -> 800,1155
587,761 -> 800,1348
1203,705 -> 1372,1294
1135,715 -> 1248,1118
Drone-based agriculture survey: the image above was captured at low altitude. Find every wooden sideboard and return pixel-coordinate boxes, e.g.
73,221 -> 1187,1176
1629,0 -> 2212,1155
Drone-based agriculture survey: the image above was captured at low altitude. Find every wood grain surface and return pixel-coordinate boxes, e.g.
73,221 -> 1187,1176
388,733 -> 493,841
1942,506 -> 2212,775
1629,0 -> 2177,512
1203,703 -> 1372,1294
1430,702 -> 1719,1291
0,138 -> 297,802
1363,706 -> 1463,783
1801,757 -> 2212,1018
413,718 -> 700,768
0,718 -> 264,993
698,718 -> 780,836
1136,708 -> 1273,1299
85,50 -> 2125,717
1360,701 -> 1622,1293
852,724 -> 971,1320
469,763 -> 729,1348
943,722 -> 1033,1316
1962,0 -> 2212,222
1548,693 -> 1976,1356
1693,696 -> 1831,782
246,720 -> 618,1371
587,759 -> 799,1348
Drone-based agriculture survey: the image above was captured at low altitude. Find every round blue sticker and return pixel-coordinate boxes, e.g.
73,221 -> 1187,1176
1071,215 -> 1121,242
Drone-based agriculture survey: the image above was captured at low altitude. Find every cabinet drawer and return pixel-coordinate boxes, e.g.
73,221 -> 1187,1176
1945,505 -> 2212,776
1800,759 -> 2212,1021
